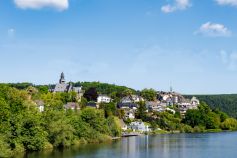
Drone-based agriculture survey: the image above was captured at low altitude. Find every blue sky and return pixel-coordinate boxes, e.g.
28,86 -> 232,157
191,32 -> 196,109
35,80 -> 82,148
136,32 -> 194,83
0,0 -> 237,94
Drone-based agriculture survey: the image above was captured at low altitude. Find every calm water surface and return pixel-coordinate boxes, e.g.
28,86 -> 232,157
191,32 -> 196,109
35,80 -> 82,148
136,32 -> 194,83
25,132 -> 237,158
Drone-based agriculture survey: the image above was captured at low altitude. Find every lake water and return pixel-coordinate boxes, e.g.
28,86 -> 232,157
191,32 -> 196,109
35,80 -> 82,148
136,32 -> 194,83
24,132 -> 237,158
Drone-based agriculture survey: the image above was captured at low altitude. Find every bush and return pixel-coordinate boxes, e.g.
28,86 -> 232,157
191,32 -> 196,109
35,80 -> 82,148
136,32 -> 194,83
193,126 -> 205,133
221,118 -> 237,130
0,135 -> 12,158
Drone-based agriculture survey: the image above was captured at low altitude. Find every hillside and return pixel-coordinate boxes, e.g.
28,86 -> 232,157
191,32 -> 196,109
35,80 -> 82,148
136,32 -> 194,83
185,94 -> 237,118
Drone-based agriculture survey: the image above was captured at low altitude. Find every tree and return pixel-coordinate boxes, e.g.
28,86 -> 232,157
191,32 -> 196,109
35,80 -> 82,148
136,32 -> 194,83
136,101 -> 147,120
221,118 -> 237,130
100,102 -> 117,118
83,87 -> 98,101
20,111 -> 48,151
43,110 -> 75,147
80,97 -> 88,109
122,89 -> 134,97
80,108 -> 110,134
0,135 -> 12,157
141,88 -> 156,101
106,116 -> 121,137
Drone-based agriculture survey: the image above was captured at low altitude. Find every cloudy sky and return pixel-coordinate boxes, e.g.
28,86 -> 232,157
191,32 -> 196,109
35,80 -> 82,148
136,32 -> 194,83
0,0 -> 237,94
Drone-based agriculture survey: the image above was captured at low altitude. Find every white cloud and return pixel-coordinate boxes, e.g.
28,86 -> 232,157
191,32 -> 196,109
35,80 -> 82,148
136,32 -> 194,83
220,50 -> 237,71
14,0 -> 69,11
161,0 -> 191,13
195,22 -> 231,37
215,0 -> 237,7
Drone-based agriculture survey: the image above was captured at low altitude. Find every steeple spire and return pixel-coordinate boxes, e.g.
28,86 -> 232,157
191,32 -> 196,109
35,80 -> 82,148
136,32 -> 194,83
59,72 -> 66,84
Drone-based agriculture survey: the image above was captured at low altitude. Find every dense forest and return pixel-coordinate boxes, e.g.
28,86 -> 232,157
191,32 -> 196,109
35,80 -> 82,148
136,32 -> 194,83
185,95 -> 237,118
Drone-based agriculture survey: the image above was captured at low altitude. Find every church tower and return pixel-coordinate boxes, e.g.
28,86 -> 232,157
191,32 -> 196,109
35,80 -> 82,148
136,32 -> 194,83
59,72 -> 66,84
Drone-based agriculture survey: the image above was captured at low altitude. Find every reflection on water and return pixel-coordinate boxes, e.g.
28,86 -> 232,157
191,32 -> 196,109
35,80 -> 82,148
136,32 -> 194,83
24,132 -> 237,158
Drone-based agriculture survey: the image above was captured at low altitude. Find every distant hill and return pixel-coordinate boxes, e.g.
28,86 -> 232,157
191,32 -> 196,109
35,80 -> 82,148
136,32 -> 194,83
74,81 -> 136,97
185,94 -> 237,118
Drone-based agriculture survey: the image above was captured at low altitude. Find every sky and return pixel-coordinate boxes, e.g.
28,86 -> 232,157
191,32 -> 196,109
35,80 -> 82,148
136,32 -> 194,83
0,0 -> 237,94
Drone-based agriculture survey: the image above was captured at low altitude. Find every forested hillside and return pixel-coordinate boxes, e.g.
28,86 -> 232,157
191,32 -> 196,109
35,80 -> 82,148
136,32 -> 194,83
186,95 -> 237,118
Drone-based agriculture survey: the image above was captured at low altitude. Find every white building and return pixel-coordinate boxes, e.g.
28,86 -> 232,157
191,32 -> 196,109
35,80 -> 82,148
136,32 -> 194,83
129,121 -> 151,132
97,95 -> 111,103
34,100 -> 45,112
125,110 -> 135,119
131,95 -> 144,103
191,97 -> 200,106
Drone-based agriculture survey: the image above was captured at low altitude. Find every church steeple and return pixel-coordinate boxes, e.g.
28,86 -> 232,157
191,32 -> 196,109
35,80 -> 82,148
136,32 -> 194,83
59,72 -> 66,84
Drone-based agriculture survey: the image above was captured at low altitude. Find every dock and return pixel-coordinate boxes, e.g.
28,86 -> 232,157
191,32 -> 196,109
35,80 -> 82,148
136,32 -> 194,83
122,132 -> 140,137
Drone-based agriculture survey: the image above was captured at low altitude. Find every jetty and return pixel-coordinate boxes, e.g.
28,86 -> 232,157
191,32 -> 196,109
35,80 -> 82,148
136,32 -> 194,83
122,132 -> 140,137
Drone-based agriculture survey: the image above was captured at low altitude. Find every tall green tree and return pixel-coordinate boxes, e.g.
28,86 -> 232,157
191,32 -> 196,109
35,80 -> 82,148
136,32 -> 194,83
141,88 -> 156,101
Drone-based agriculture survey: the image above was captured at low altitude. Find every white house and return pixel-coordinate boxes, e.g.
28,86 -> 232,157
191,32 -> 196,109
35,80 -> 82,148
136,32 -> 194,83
191,97 -> 200,106
125,110 -> 135,119
34,100 -> 44,112
97,95 -> 111,103
129,121 -> 151,132
131,95 -> 144,103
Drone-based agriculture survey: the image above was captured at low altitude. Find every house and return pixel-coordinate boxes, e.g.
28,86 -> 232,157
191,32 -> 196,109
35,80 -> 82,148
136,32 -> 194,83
117,102 -> 138,109
97,95 -> 111,103
34,100 -> 44,112
131,95 -> 144,103
124,110 -> 135,119
117,96 -> 140,109
129,121 -> 151,132
146,101 -> 166,112
191,97 -> 200,106
157,91 -> 184,105
64,102 -> 80,110
178,97 -> 199,116
53,72 -> 84,101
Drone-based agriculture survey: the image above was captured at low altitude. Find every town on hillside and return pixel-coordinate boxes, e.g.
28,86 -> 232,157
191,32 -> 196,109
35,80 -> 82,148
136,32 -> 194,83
35,72 -> 200,133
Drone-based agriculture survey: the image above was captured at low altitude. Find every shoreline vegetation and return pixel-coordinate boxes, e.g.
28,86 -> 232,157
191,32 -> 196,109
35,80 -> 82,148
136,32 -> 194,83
1,82 -> 237,157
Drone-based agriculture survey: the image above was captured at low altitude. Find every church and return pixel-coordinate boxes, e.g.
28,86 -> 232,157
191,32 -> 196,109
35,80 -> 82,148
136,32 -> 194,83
53,72 -> 83,100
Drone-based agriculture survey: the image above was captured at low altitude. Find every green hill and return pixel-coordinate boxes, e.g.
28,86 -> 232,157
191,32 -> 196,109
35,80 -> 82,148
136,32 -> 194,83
186,94 -> 237,118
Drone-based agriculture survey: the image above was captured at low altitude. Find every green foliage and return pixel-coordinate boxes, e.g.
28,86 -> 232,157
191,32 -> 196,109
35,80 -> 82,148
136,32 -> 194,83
106,116 -> 121,137
75,81 -> 135,99
80,97 -> 88,109
83,87 -> 98,101
185,94 -> 237,118
183,102 -> 229,130
179,124 -> 193,133
220,118 -> 237,130
35,85 -> 49,94
0,84 -> 119,156
122,89 -> 134,97
135,101 -> 147,120
8,83 -> 33,90
152,112 -> 181,131
0,135 -> 12,158
80,108 -> 110,134
99,102 -> 117,118
20,111 -> 47,151
141,88 -> 156,101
